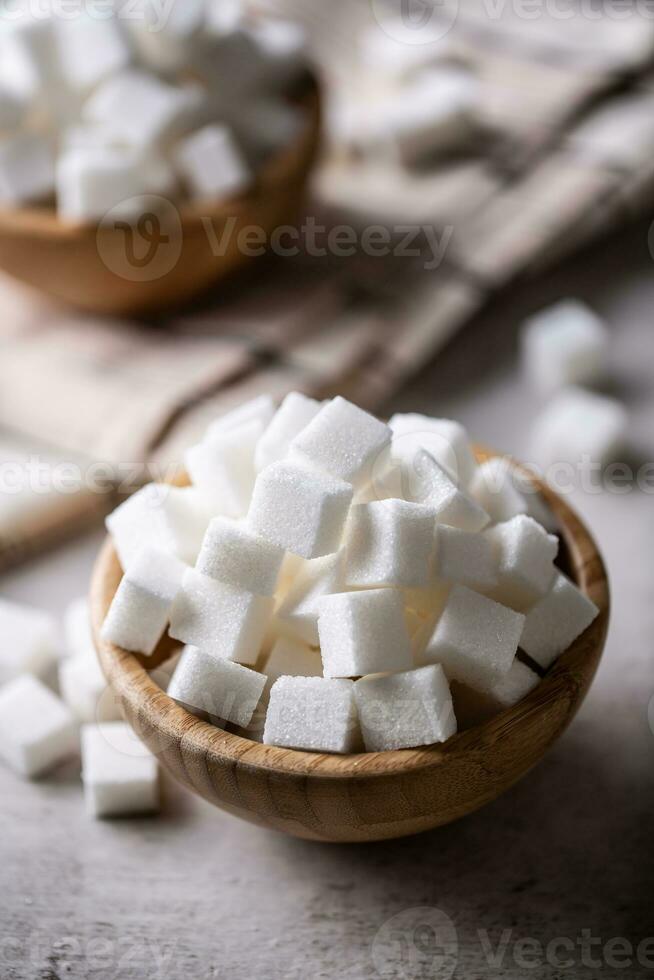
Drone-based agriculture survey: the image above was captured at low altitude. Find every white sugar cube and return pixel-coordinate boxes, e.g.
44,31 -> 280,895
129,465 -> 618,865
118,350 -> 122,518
58,14 -> 131,91
452,660 -> 540,726
64,596 -> 94,659
185,419 -> 261,518
318,589 -> 412,678
263,676 -> 359,753
484,515 -> 558,612
530,387 -> 628,469
406,449 -> 489,532
433,525 -> 498,591
127,0 -> 206,72
276,552 -> 344,646
168,645 -> 266,727
469,457 -> 528,524
101,547 -> 186,655
520,572 -> 599,669
247,460 -> 353,559
196,516 -> 283,596
343,499 -> 436,589
106,483 -> 211,570
0,597 -> 59,684
424,585 -> 525,694
0,86 -> 26,131
255,391 -> 321,472
84,70 -> 203,147
174,123 -> 250,201
0,675 -> 77,778
169,568 -> 272,665
290,396 -> 391,490
354,664 -> 457,752
0,132 -> 55,205
81,722 -> 159,817
521,300 -> 609,393
389,413 -> 478,488
59,652 -> 122,724
262,636 -> 322,697
205,394 -> 275,442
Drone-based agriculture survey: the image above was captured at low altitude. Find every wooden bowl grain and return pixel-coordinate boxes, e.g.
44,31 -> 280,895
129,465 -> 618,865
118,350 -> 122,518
90,449 -> 609,842
0,77 -> 321,317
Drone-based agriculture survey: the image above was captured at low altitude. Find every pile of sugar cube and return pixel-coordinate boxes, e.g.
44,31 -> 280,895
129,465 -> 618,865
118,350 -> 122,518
0,1 -> 308,218
94,392 -> 600,756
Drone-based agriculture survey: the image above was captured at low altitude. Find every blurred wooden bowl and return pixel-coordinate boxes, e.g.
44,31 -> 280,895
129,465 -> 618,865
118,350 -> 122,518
90,448 -> 609,842
0,77 -> 321,316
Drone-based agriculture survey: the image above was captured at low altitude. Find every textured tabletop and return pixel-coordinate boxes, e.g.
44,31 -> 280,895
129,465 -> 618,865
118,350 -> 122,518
2,220 -> 653,980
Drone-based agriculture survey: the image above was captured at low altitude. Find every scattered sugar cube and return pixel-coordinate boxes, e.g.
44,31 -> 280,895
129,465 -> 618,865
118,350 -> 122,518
0,597 -> 59,684
59,652 -> 122,724
205,394 -> 275,442
0,132 -> 55,204
469,457 -> 528,524
185,419 -> 261,518
433,525 -> 498,591
81,722 -> 159,817
290,396 -> 391,490
530,387 -> 628,469
106,483 -> 211,570
255,391 -> 321,472
485,515 -> 558,612
168,645 -> 266,726
520,572 -> 599,669
452,660 -> 540,726
248,460 -> 353,559
169,568 -> 272,665
424,585 -> 525,694
101,547 -> 186,655
354,664 -> 457,751
407,449 -> 489,532
196,516 -> 283,596
262,636 -> 322,697
318,589 -> 412,678
389,413 -> 478,488
343,499 -> 436,589
173,123 -> 251,200
63,596 -> 94,659
521,299 -> 610,393
0,675 -> 77,778
58,14 -> 131,91
263,676 -> 359,753
276,552 -> 344,646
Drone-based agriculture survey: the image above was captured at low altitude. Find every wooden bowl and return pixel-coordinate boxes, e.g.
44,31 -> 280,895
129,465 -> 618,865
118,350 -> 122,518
0,78 -> 321,317
90,449 -> 609,842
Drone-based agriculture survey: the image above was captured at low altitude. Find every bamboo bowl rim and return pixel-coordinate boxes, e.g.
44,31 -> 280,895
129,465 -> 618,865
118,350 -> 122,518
91,447 -> 610,781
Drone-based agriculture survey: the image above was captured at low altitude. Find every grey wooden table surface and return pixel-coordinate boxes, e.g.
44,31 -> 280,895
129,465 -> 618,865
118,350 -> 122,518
2,220 -> 653,980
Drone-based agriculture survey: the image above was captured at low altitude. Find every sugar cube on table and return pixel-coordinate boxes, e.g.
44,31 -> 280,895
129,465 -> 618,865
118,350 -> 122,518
106,483 -> 211,570
389,413 -> 478,489
81,722 -> 159,817
0,597 -> 59,684
276,552 -> 344,646
57,13 -> 131,91
64,596 -> 94,659
520,572 -> 599,669
424,585 -> 525,694
469,457 -> 528,524
484,515 -> 558,612
354,664 -> 457,752
59,652 -> 122,724
290,396 -> 391,491
406,449 -> 489,532
433,525 -> 498,591
255,391 -> 321,472
529,387 -> 628,470
248,460 -> 353,559
0,675 -> 77,778
173,123 -> 251,201
318,589 -> 413,678
262,637 -> 323,697
167,645 -> 266,726
263,676 -> 359,753
196,516 -> 283,596
521,299 -> 609,393
101,547 -> 186,655
343,499 -> 436,589
0,132 -> 55,205
205,394 -> 275,442
185,420 -> 262,518
169,568 -> 272,665
451,660 -> 540,727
